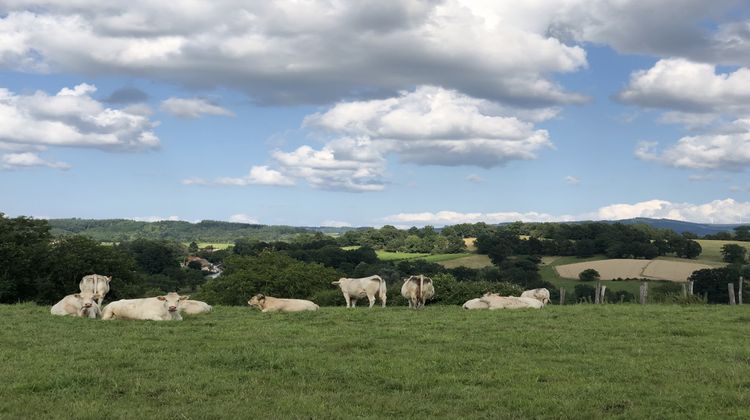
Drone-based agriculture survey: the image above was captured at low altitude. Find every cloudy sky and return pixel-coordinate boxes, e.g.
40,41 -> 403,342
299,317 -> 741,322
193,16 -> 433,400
2,0 -> 750,227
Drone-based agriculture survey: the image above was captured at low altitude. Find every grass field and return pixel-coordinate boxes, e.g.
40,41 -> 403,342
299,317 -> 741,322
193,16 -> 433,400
438,254 -> 493,269
696,239 -> 750,263
3,304 -> 750,418
554,259 -> 714,282
373,250 -> 471,263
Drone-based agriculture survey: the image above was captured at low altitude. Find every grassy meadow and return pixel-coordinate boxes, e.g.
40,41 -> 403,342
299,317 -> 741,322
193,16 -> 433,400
2,304 -> 750,418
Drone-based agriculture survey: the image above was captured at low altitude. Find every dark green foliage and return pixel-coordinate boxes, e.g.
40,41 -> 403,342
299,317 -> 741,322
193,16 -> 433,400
689,266 -> 748,303
195,252 -> 341,305
0,215 -> 52,303
579,268 -> 601,282
117,239 -> 183,274
574,284 -> 596,302
428,273 -> 523,305
734,226 -> 750,241
336,225 -> 467,254
721,244 -> 747,264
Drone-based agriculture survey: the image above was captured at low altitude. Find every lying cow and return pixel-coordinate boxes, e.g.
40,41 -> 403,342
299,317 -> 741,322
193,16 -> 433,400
480,294 -> 544,310
79,274 -> 112,306
102,292 -> 188,321
520,288 -> 551,305
180,299 -> 213,315
401,275 -> 435,309
462,297 -> 489,310
332,275 -> 387,308
247,294 -> 319,312
50,292 -> 101,318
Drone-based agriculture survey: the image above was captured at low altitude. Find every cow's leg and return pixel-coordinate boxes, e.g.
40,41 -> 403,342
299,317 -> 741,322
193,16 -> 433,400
351,298 -> 357,307
343,294 -> 351,308
367,294 -> 376,308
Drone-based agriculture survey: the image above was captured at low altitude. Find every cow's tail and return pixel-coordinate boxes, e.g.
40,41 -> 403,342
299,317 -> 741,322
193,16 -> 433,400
377,275 -> 387,307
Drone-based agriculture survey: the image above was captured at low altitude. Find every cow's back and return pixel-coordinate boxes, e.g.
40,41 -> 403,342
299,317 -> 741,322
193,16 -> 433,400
104,298 -> 170,320
181,300 -> 212,314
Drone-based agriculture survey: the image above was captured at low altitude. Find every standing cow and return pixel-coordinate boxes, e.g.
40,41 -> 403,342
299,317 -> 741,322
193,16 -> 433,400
401,275 -> 435,309
102,292 -> 188,321
331,275 -> 387,308
79,274 -> 112,306
520,288 -> 551,305
50,292 -> 102,318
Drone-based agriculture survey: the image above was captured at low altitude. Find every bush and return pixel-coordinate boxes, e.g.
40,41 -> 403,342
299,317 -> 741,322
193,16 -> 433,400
194,251 -> 342,305
579,268 -> 600,282
429,273 -> 523,306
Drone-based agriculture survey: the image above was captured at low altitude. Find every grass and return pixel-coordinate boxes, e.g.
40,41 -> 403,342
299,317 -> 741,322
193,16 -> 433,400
3,304 -> 750,418
438,254 -> 493,269
373,250 -> 471,263
695,239 -> 750,263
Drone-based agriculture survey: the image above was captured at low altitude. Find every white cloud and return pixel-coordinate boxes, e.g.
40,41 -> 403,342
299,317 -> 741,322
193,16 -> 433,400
0,83 -> 159,152
1,152 -> 70,170
635,123 -> 750,170
183,165 -> 295,187
321,220 -> 352,228
0,2 -> 588,105
382,198 -> 750,226
466,174 -> 484,183
564,175 -> 580,185
160,97 -> 234,118
617,59 -> 750,115
228,213 -> 259,224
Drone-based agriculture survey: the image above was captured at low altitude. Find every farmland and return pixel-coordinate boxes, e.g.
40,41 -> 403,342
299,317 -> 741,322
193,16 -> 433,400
2,304 -> 750,418
554,258 -> 714,282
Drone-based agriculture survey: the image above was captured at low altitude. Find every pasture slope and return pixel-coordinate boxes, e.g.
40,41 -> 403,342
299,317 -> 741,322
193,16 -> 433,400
2,305 -> 750,418
554,259 -> 714,282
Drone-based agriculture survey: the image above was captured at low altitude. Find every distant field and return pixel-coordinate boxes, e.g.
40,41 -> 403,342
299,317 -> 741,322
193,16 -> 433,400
438,254 -> 493,269
463,237 -> 477,251
555,258 -> 713,282
374,251 -> 470,262
696,239 -> 750,263
3,304 -> 750,418
195,242 -> 232,250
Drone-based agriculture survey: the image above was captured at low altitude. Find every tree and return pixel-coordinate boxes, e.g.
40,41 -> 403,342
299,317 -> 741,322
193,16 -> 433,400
721,244 -> 747,264
734,226 -> 750,242
188,241 -> 199,254
579,268 -> 600,282
0,215 -> 52,303
690,266 -> 746,304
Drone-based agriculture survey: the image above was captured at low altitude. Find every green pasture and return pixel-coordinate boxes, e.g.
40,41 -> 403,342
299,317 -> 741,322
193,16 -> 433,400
696,239 -> 750,263
2,304 -> 750,418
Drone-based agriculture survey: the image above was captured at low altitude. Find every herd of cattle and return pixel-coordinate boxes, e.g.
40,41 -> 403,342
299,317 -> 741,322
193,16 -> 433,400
50,273 -> 551,319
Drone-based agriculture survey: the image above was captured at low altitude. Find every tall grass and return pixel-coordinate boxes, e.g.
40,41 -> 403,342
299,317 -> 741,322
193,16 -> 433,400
2,304 -> 750,418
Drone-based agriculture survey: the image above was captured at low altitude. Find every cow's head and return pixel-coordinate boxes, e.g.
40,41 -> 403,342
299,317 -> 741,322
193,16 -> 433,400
157,292 -> 189,312
74,292 -> 98,308
248,294 -> 265,308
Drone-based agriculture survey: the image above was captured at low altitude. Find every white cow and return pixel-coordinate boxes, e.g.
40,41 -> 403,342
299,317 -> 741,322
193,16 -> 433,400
247,294 -> 319,312
331,275 -> 387,308
50,292 -> 101,318
102,292 -> 188,321
520,288 -> 551,305
79,274 -> 112,306
401,275 -> 435,309
180,299 -> 213,315
480,294 -> 544,310
462,297 -> 489,310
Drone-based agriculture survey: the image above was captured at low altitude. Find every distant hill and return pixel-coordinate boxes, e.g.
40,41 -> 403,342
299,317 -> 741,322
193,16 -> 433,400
614,218 -> 742,236
48,218 -> 315,243
46,217 -> 743,243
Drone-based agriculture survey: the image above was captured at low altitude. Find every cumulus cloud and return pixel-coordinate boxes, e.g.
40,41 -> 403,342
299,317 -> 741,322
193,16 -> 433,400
635,122 -> 750,170
130,215 -> 181,222
183,165 -> 294,187
617,59 -> 750,115
0,1 -> 588,106
466,174 -> 484,183
0,83 -> 159,152
228,214 -> 259,224
160,97 -> 234,118
383,198 -> 750,226
564,175 -> 580,185
1,152 -> 70,170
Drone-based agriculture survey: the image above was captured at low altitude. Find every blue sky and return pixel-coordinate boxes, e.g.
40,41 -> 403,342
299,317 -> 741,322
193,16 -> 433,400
2,1 -> 750,227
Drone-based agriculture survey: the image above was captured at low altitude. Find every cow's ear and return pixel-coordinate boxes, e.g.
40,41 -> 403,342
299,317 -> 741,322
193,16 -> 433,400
157,296 -> 167,301
74,293 -> 81,298
331,281 -> 339,285
258,294 -> 265,300
179,295 -> 189,300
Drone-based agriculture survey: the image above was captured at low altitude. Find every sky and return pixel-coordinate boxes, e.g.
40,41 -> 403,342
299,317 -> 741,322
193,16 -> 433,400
2,0 -> 750,227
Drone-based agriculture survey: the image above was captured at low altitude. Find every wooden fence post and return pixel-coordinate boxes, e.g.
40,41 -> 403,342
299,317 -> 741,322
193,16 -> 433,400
729,283 -> 736,305
559,288 -> 566,305
689,280 -> 694,296
600,285 -> 607,304
739,277 -> 744,305
595,281 -> 601,304
682,283 -> 687,297
640,282 -> 648,305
